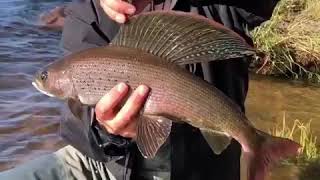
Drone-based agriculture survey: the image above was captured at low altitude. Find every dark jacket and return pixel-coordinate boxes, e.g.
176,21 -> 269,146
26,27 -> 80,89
60,0 -> 279,179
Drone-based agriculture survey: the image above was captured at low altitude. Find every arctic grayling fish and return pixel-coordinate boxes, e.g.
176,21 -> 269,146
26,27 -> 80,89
32,11 -> 300,180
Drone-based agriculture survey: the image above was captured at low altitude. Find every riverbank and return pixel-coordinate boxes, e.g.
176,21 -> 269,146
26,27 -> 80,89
250,0 -> 320,82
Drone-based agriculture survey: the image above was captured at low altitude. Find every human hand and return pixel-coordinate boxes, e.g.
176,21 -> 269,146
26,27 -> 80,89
95,83 -> 150,138
99,0 -> 136,23
39,6 -> 66,29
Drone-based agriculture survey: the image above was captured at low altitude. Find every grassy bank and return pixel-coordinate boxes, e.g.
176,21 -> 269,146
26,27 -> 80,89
251,0 -> 320,82
270,113 -> 319,164
269,114 -> 320,179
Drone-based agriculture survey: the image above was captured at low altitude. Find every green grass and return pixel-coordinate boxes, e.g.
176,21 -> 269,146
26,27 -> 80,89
251,0 -> 320,82
270,112 -> 319,164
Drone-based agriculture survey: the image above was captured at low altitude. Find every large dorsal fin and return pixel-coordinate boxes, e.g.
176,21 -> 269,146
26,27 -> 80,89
111,11 -> 256,65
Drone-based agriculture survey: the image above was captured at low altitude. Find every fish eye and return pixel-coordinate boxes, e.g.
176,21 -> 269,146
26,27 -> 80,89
40,71 -> 48,81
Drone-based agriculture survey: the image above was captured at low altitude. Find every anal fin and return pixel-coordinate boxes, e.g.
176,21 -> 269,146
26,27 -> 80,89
200,128 -> 232,155
136,115 -> 172,158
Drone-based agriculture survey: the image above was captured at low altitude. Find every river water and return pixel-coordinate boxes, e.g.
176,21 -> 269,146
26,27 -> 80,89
245,75 -> 320,180
0,0 -> 319,179
0,0 -> 67,171
246,75 -> 320,137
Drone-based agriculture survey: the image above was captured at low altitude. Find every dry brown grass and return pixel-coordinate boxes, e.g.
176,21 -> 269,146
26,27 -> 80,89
251,0 -> 320,81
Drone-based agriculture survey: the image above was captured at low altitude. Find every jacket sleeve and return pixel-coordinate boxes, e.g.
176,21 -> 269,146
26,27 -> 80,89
61,0 -> 119,54
60,1 -> 132,162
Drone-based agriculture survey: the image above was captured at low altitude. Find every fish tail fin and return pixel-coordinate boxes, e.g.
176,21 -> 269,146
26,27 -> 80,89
244,131 -> 300,180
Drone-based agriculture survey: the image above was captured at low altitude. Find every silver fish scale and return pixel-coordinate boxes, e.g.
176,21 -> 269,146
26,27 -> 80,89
142,65 -> 250,140
69,57 -> 170,105
144,65 -> 244,133
65,49 -> 252,138
37,12 -> 299,170
48,43 -> 256,148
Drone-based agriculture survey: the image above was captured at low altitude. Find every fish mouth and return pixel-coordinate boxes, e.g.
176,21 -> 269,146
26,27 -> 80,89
32,80 -> 55,97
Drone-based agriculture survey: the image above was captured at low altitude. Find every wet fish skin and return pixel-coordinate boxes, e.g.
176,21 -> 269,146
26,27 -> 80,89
34,45 -> 300,180
32,11 -> 300,180
33,59 -> 74,99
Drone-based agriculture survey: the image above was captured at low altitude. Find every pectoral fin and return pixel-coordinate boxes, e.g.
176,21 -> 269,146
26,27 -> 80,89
200,128 -> 232,155
136,115 -> 172,158
67,98 -> 84,119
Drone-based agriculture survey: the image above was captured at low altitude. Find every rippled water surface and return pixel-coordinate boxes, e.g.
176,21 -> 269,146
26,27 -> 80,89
0,0 -> 67,171
0,1 -> 319,179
